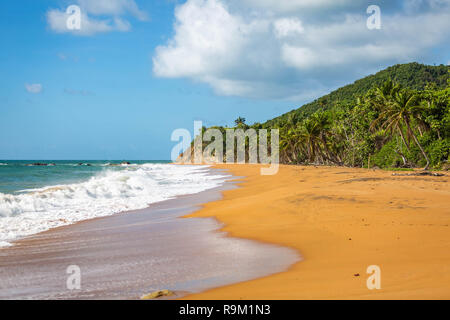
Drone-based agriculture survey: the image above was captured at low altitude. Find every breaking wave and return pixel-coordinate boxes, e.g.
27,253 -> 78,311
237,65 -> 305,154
0,164 -> 229,246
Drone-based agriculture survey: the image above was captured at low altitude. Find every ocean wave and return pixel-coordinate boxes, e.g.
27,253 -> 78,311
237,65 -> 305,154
0,163 -> 7,166
0,164 -> 229,246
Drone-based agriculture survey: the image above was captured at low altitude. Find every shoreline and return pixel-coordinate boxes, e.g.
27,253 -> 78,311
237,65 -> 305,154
0,167 -> 298,300
184,164 -> 450,300
2,164 -> 448,299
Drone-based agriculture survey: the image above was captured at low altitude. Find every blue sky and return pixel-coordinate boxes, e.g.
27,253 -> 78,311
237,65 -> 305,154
0,0 -> 449,160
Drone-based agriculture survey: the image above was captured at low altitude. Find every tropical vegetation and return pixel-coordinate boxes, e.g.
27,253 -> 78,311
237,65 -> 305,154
198,63 -> 450,170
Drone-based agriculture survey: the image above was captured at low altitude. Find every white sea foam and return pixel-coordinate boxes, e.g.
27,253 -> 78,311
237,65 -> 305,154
0,163 -> 7,166
0,164 -> 229,246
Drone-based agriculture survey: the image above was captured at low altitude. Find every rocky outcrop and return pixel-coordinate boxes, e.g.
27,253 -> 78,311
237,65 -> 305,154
27,163 -> 56,166
78,163 -> 92,166
108,162 -> 131,166
175,146 -> 222,164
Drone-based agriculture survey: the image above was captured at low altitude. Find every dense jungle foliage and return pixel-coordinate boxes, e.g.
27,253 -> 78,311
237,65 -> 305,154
198,63 -> 450,170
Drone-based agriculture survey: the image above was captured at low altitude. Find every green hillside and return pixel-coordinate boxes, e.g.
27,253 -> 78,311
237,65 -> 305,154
196,62 -> 449,170
264,63 -> 449,128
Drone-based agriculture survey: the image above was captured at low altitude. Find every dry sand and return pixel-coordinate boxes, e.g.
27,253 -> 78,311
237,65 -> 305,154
184,164 -> 450,299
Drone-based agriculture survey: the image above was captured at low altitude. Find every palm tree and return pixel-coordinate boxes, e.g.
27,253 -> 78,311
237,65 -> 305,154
234,117 -> 246,127
372,80 -> 410,151
393,90 -> 430,170
375,79 -> 400,104
372,86 -> 431,170
279,127 -> 296,163
311,112 -> 340,165
279,114 -> 302,163
297,118 -> 322,163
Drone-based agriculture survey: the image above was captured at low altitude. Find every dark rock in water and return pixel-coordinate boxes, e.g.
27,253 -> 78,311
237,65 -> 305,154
27,163 -> 56,166
78,163 -> 92,167
108,162 -> 130,166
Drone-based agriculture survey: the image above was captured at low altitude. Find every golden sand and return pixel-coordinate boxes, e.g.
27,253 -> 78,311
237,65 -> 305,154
184,164 -> 450,299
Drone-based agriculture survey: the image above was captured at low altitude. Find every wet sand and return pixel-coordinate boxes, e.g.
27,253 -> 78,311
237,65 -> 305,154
0,170 -> 299,300
185,164 -> 450,300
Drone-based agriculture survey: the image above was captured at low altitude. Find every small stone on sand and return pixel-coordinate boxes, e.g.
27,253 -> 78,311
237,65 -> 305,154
141,289 -> 174,300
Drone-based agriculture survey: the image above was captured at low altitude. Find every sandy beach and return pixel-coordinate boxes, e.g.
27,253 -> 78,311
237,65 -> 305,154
184,164 -> 450,300
1,164 -> 449,300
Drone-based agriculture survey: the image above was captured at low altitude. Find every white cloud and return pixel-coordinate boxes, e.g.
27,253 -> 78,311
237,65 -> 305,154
153,0 -> 247,79
281,43 -> 413,71
273,18 -> 304,38
25,83 -> 43,94
281,12 -> 450,70
153,0 -> 283,97
153,0 -> 450,100
239,0 -> 355,12
47,10 -> 117,35
77,0 -> 147,21
404,0 -> 450,12
46,0 -> 146,36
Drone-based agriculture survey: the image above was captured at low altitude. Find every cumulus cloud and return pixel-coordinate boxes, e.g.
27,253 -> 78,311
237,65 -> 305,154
238,0 -> 357,13
273,18 -> 304,38
281,11 -> 450,70
404,0 -> 450,13
46,0 -> 147,36
47,9 -> 117,35
25,83 -> 43,94
153,0 -> 450,100
77,0 -> 147,20
153,0 -> 247,78
153,0 -> 283,97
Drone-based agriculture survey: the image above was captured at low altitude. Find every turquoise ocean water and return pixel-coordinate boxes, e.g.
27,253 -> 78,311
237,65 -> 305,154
0,160 -> 169,194
0,161 -> 229,246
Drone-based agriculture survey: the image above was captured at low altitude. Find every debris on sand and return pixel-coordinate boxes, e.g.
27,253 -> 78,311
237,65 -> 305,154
392,172 -> 445,177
